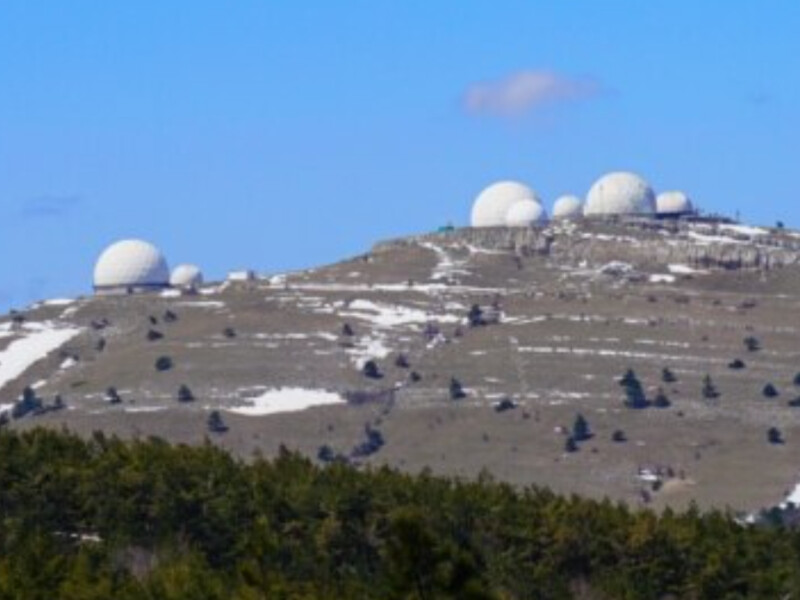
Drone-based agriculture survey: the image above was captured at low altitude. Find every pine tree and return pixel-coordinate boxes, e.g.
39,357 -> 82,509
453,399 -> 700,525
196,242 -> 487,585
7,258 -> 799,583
394,354 -> 410,369
207,410 -> 228,433
794,372 -> 800,387
763,383 -> 779,398
177,385 -> 194,402
565,436 -> 578,453
767,427 -> 783,444
106,387 -> 121,404
449,377 -> 466,400
728,358 -> 746,370
362,360 -> 382,379
702,374 -> 719,400
612,430 -> 627,443
621,369 -> 648,409
467,304 -> 484,327
572,414 -> 591,441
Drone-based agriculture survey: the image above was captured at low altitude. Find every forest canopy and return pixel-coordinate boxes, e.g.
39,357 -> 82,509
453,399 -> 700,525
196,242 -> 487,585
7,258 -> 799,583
0,428 -> 798,599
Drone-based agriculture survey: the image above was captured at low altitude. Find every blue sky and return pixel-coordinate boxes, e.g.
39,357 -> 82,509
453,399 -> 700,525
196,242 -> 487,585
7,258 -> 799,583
1,1 -> 799,310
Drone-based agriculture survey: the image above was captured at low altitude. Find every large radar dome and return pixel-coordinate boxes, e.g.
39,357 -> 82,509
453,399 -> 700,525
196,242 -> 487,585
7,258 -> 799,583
584,172 -> 656,216
471,180 -> 541,227
505,199 -> 547,227
656,191 -> 693,215
170,264 -> 204,289
552,195 -> 583,219
93,239 -> 169,292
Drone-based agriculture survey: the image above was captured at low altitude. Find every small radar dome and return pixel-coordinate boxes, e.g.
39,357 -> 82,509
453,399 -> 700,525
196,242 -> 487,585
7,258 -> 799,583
505,199 -> 547,227
656,191 -> 693,215
584,172 -> 656,216
552,195 -> 583,219
471,180 -> 541,227
170,264 -> 204,289
93,239 -> 169,292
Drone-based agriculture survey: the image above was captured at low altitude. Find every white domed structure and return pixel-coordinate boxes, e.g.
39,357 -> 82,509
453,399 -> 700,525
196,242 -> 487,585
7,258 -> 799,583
656,190 -> 694,216
471,180 -> 542,227
584,172 -> 656,217
505,199 -> 547,227
170,264 -> 204,289
552,195 -> 583,219
93,239 -> 169,294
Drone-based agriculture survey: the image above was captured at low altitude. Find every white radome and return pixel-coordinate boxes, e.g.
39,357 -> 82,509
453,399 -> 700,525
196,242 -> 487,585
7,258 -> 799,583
584,172 -> 656,216
656,190 -> 693,215
505,199 -> 548,227
170,264 -> 204,289
552,195 -> 583,219
93,239 -> 169,290
471,180 -> 542,227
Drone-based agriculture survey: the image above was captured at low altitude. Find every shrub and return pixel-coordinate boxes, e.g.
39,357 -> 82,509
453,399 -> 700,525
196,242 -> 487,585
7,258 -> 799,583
362,360 -> 382,379
744,336 -> 761,352
409,371 -> 422,383
106,387 -> 121,404
223,327 -> 237,339
763,383 -> 779,398
653,388 -> 671,408
728,358 -> 746,370
661,368 -> 677,383
351,424 -> 385,458
317,445 -> 335,463
155,356 -> 173,372
612,430 -> 627,443
494,398 -> 516,413
341,323 -> 354,337
163,310 -> 178,323
394,354 -> 410,369
146,329 -> 164,341
794,372 -> 800,387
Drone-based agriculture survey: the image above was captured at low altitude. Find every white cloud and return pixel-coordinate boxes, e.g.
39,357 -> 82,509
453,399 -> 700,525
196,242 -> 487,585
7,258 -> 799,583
463,69 -> 600,117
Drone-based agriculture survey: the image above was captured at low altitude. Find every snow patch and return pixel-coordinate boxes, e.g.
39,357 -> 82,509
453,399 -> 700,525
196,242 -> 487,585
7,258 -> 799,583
668,264 -> 708,275
0,323 -> 82,391
226,387 -> 345,416
340,299 -> 460,328
649,274 -> 676,283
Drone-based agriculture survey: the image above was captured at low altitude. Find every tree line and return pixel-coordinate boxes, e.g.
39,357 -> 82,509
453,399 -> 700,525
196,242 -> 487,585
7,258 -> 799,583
0,428 -> 798,598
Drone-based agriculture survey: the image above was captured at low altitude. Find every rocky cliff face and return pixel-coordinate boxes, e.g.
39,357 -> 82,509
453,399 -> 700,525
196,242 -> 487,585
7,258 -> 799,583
374,219 -> 800,271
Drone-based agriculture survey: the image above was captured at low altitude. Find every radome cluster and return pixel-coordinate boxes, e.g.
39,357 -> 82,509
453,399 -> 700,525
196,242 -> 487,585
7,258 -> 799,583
93,239 -> 203,295
470,171 -> 695,228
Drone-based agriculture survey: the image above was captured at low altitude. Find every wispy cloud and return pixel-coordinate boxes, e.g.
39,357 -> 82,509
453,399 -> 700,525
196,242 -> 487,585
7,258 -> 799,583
463,69 -> 601,117
20,195 -> 82,219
